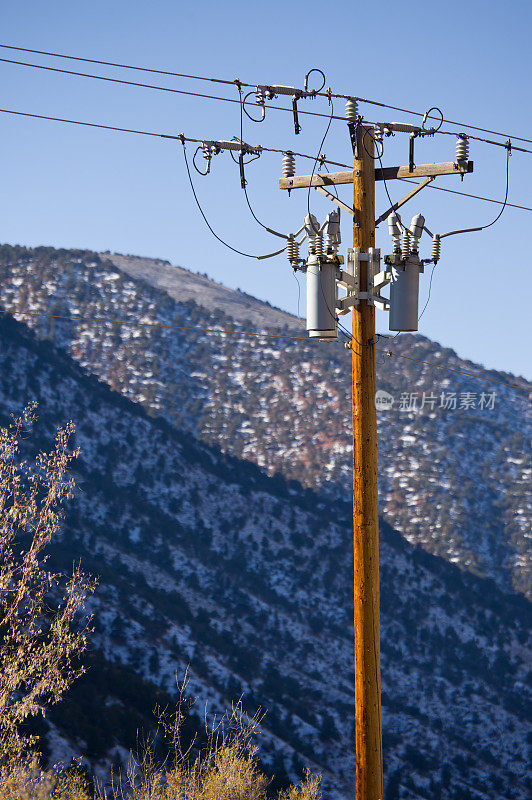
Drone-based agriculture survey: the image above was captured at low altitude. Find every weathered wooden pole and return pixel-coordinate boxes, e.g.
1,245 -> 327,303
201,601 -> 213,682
352,124 -> 383,800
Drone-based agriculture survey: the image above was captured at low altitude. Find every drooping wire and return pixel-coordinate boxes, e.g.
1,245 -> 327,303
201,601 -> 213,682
242,90 -> 265,123
417,262 -> 438,323
292,269 -> 302,318
192,145 -> 211,175
180,140 -> 260,259
236,85 -> 289,240
438,146 -> 511,240
368,128 -> 410,236
304,68 -> 326,94
421,106 -> 444,132
307,96 -> 335,234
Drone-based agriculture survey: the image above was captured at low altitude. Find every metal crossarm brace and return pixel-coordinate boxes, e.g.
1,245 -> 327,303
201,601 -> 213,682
337,248 -> 389,313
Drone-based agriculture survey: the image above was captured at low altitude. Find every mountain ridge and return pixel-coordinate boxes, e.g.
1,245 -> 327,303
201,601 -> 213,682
103,251 -> 302,331
0,311 -> 529,799
0,243 -> 529,599
103,249 -> 529,383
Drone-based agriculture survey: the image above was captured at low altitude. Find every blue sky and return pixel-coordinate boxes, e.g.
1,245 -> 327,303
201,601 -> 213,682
1,0 -> 530,378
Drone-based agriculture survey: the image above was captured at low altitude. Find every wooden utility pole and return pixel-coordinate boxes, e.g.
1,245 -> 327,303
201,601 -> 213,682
279,125 -> 474,800
352,125 -> 382,800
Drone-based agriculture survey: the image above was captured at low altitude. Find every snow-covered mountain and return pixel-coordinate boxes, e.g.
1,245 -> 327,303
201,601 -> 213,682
0,313 -> 529,800
0,244 -> 529,599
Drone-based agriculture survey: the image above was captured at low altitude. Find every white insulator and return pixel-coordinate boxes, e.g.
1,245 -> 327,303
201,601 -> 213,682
256,87 -> 266,106
456,134 -> 469,162
388,212 -> 402,253
324,209 -> 341,256
431,235 -> 441,262
401,231 -> 411,260
287,236 -> 299,267
345,98 -> 358,123
309,232 -> 323,258
282,151 -> 296,178
325,232 -> 337,255
409,213 -> 425,247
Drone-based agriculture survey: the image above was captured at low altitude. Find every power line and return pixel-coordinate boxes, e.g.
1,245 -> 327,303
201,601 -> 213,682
2,308 -> 528,392
351,96 -> 532,147
5,51 -> 532,157
3,106 -> 530,216
181,140 -> 263,259
2,42 -> 531,147
373,345 -> 528,392
0,106 -> 352,169
437,147 -> 510,240
0,105 -> 183,140
0,42 -> 253,87
0,308 -> 315,344
434,127 -> 531,154
399,178 -> 532,213
0,56 -> 347,126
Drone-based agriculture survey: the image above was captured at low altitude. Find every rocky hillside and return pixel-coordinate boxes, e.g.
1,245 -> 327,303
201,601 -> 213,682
0,314 -> 529,800
0,244 -> 529,599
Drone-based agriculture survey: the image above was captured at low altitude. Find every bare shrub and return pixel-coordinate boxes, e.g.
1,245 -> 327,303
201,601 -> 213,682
100,694 -> 322,800
0,404 -> 95,767
0,407 -> 321,800
0,755 -> 90,799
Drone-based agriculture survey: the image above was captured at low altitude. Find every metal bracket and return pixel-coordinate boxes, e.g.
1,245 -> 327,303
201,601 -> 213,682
292,96 -> 301,134
347,122 -> 358,156
409,132 -> 416,173
336,248 -> 385,312
373,268 -> 392,292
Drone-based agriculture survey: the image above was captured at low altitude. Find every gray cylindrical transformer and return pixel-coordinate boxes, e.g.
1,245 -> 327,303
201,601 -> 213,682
306,256 -> 337,338
389,260 -> 420,331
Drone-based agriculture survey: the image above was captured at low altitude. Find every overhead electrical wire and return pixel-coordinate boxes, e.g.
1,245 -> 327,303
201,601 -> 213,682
4,52 -> 532,158
0,56 -> 527,371
0,309 -> 530,394
0,43 -> 256,87
307,97 -> 335,228
2,54 -> 532,156
1,308 -> 527,392
417,263 -> 438,323
0,308 -> 314,344
399,178 -> 532,213
180,141 -> 264,259
235,85 -> 289,241
2,104 -> 529,216
0,56 -> 349,126
1,43 -> 531,147
0,106 -> 352,169
438,147 -> 511,240
372,344 -> 528,392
